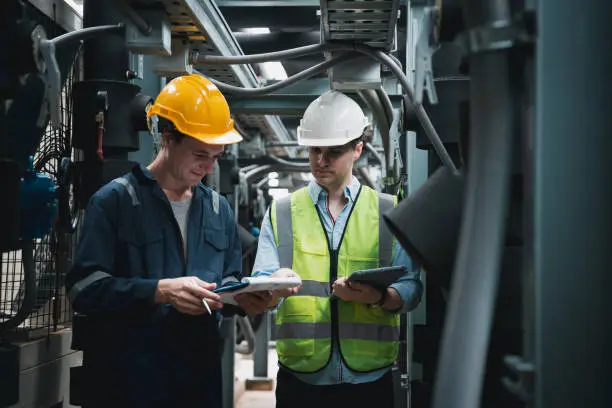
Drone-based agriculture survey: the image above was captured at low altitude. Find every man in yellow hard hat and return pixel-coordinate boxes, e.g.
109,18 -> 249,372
65,74 -> 265,408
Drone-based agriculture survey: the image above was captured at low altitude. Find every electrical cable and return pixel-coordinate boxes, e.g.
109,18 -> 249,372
198,42 -> 458,173
198,42 -> 336,64
49,24 -> 124,47
198,53 -> 358,97
358,89 -> 392,175
266,154 -> 311,169
244,165 -> 273,181
364,142 -> 384,166
376,86 -> 395,126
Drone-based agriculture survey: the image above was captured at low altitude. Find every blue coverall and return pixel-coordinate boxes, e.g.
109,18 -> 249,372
65,164 -> 243,408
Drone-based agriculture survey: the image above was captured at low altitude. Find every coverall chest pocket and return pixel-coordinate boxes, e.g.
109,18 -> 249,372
117,221 -> 164,278
198,227 -> 228,283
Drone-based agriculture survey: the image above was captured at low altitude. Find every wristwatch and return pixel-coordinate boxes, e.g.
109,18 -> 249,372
369,289 -> 387,309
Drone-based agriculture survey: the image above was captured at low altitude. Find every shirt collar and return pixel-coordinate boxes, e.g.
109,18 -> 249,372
307,176 -> 361,204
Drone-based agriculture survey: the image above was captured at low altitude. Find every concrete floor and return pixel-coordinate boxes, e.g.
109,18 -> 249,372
234,349 -> 278,408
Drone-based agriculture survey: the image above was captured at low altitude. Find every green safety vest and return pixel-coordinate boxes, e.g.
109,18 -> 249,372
271,185 -> 400,373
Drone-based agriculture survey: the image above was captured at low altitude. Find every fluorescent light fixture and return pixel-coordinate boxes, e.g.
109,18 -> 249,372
243,27 -> 271,34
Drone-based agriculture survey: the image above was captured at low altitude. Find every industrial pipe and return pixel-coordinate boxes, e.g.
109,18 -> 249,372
432,1 -> 515,407
235,316 -> 256,355
266,154 -> 311,169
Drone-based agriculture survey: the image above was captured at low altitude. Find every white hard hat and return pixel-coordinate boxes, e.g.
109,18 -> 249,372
297,91 -> 369,147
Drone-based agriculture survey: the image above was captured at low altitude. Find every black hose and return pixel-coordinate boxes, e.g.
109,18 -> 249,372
49,24 -> 124,47
432,3 -> 515,407
199,43 -> 335,64
357,89 -> 393,176
0,239 -> 37,334
201,53 -> 358,97
375,87 -> 395,127
266,154 -> 311,169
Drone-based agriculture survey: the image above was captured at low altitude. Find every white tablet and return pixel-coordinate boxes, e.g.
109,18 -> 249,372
218,276 -> 302,306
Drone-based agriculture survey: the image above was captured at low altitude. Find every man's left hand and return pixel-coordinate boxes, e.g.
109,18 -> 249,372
332,277 -> 382,305
233,291 -> 274,316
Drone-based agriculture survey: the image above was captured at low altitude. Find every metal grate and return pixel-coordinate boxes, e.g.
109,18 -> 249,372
322,0 -> 401,49
163,0 -> 251,87
160,0 -> 292,145
0,45 -> 83,339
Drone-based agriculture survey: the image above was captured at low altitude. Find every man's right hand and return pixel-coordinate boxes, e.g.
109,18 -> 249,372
269,268 -> 302,298
155,277 -> 222,315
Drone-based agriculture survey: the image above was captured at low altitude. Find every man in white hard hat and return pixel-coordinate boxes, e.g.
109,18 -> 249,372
235,90 -> 423,408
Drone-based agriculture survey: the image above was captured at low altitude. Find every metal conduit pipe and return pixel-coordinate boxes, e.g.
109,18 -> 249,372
256,176 -> 270,189
354,166 -> 376,190
240,165 -> 259,174
364,142 -> 384,166
235,316 -> 256,355
266,154 -> 311,169
432,1 -> 515,407
244,165 -> 273,181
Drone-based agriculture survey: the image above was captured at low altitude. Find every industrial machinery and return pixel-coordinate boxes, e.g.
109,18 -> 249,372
1,1 -> 610,408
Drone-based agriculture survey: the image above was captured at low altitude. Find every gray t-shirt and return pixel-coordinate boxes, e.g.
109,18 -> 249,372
170,196 -> 192,258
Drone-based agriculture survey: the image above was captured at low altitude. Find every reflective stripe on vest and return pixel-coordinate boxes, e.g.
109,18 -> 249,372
271,186 -> 400,373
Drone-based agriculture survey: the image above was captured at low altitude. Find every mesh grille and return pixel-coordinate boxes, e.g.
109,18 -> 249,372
0,46 -> 83,339
323,0 -> 400,49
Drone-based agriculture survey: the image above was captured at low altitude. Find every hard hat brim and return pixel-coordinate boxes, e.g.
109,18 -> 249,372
297,135 -> 361,147
191,128 -> 243,145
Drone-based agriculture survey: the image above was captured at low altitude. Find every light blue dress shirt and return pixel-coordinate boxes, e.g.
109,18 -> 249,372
251,178 -> 423,385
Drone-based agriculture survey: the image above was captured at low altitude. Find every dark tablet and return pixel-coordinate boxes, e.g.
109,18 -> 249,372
346,265 -> 407,291
213,281 -> 249,294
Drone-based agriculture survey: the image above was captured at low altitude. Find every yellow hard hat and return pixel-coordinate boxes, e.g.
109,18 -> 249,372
147,74 -> 242,145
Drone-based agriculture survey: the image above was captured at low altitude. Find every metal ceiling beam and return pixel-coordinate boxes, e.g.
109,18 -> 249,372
226,77 -> 402,116
219,5 -> 320,31
28,0 -> 83,32
217,0 -> 321,5
158,0 -> 294,153
227,93 -> 403,117
217,0 -> 411,6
